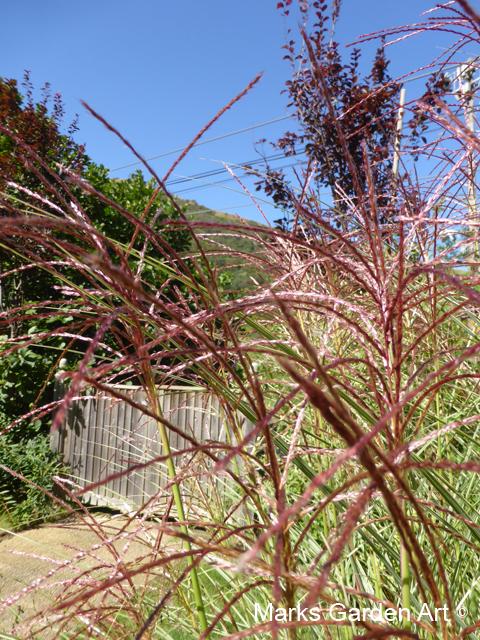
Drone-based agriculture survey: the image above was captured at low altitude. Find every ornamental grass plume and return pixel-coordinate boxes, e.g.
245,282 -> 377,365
1,1 -> 480,638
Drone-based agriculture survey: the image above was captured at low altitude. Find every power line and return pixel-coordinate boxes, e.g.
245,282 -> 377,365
111,114 -> 294,173
186,202 -> 262,215
172,159 -> 307,195
166,120 -> 451,193
111,62 -> 469,174
166,119 -> 452,196
166,152 -> 288,187
111,65 -> 469,202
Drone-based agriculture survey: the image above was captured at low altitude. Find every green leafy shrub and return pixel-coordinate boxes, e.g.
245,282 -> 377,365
0,341 -> 57,434
0,432 -> 65,529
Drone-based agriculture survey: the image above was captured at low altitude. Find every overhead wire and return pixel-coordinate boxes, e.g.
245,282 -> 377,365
111,114 -> 294,172
111,62 -> 473,202
173,159 -> 307,195
166,152 -> 288,187
110,61 -> 468,174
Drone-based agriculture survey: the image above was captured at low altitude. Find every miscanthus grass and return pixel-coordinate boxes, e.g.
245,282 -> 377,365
1,1 -> 480,638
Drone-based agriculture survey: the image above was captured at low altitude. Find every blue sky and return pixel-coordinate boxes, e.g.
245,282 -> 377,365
3,1 -> 458,221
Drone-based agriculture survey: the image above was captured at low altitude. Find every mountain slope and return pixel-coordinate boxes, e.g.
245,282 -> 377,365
180,199 -> 269,291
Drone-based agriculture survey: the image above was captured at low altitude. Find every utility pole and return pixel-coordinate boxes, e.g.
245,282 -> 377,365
455,60 -> 478,268
391,84 -> 412,621
392,86 -> 406,180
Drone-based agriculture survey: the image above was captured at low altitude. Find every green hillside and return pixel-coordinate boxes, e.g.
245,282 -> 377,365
180,199 -> 269,291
